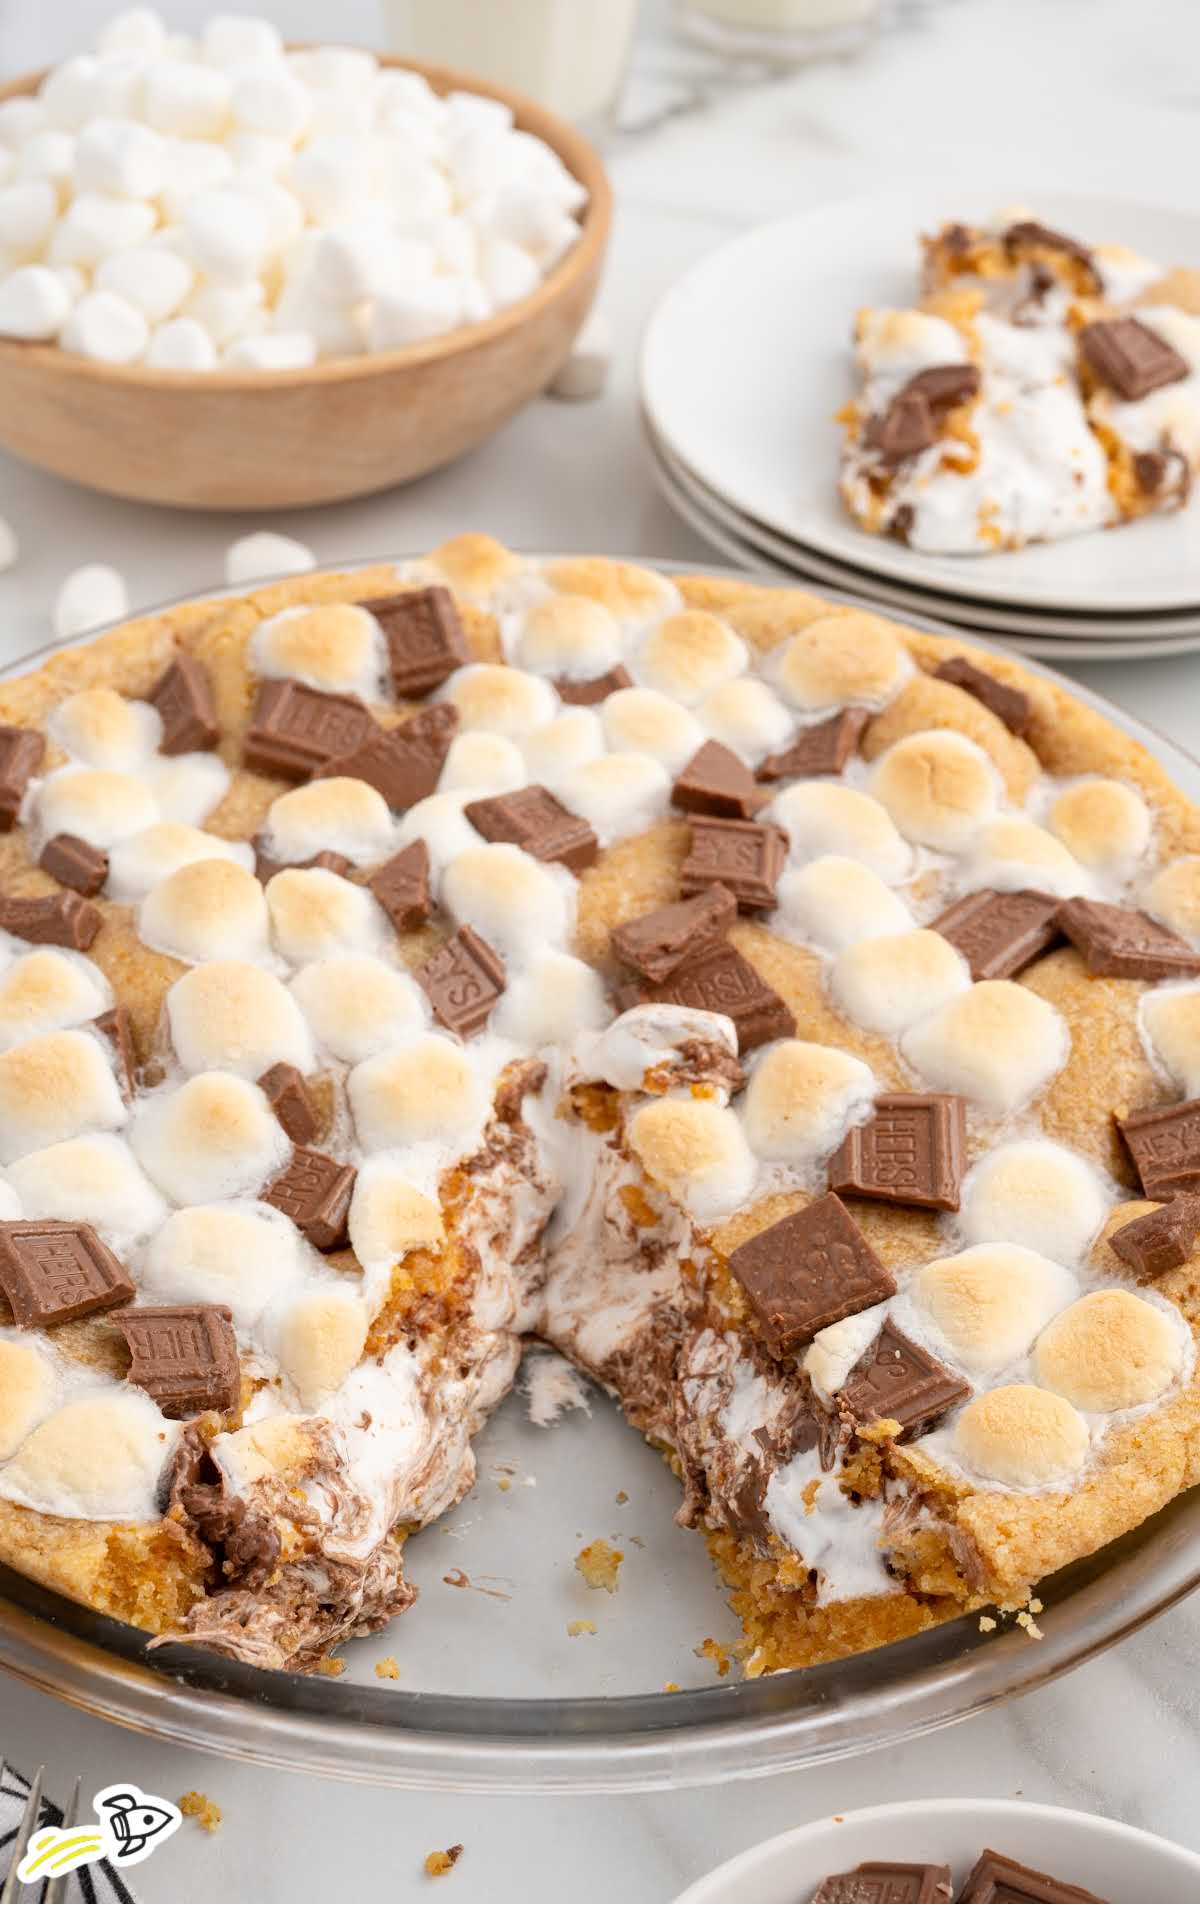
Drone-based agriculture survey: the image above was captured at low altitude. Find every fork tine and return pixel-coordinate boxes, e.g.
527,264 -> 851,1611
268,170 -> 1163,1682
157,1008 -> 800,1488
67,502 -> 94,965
1,1763 -> 45,1904
42,1779 -> 81,1905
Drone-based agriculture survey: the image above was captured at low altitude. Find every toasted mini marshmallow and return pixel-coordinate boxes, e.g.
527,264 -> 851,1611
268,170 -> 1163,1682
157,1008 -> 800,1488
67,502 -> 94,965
962,817 -> 1089,899
438,731 -> 527,796
519,708 -> 605,788
901,980 -> 1069,1112
627,1095 -> 756,1224
636,611 -> 747,706
395,791 -> 481,885
832,928 -> 970,1036
142,1200 -> 307,1330
741,1039 -> 875,1164
776,855 -> 913,953
0,1337 -> 57,1461
0,1390 -> 177,1521
48,687 -> 161,772
585,1003 -> 737,1093
262,776 -> 395,868
349,1158 -> 445,1272
349,1036 -> 489,1154
1035,1289 -> 1184,1413
266,867 -> 386,965
144,752 -> 231,827
769,783 -> 912,882
601,688 -> 705,775
775,611 -> 908,713
914,1243 -> 1076,1374
493,949 -> 611,1048
8,1133 -> 166,1249
140,858 -> 270,965
1140,985 -> 1200,1098
0,1029 -> 125,1164
955,1383 -> 1089,1487
698,677 -> 794,762
1049,778 -> 1151,874
1143,856 -> 1200,944
131,1072 -> 291,1205
804,1302 -> 891,1403
543,556 -> 677,624
872,730 -> 999,852
167,960 -> 314,1078
442,842 -> 571,964
290,955 -> 426,1064
106,825 -> 255,904
251,602 -> 386,700
427,532 -> 523,600
512,593 -> 624,679
445,663 -> 557,738
0,949 -> 110,1050
274,1285 -> 368,1408
35,766 -> 158,850
556,753 -> 670,844
959,1139 -> 1110,1265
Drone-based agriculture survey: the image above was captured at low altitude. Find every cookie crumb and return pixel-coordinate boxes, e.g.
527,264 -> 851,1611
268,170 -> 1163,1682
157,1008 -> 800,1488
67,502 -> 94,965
663,1680 -> 680,1692
375,1656 -> 401,1680
497,1477 -> 511,1491
314,1655 -> 345,1676
1029,1597 -> 1044,1614
575,1537 -> 623,1591
978,1615 -> 997,1632
178,1791 -> 222,1833
424,1845 -> 463,1878
567,1618 -> 597,1637
695,1636 -> 732,1678
615,1489 -> 628,1504
1015,1610 -> 1044,1639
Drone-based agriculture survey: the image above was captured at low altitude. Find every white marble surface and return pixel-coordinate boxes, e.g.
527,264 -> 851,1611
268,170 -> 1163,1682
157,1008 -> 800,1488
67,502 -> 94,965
2,2 -> 1200,1900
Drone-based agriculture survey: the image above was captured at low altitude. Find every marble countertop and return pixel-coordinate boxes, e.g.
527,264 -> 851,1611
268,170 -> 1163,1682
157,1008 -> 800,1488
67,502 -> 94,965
2,1 -> 1200,1899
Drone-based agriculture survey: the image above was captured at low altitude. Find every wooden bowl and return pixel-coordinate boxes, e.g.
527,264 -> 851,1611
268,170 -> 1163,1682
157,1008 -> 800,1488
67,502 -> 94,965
0,56 -> 612,510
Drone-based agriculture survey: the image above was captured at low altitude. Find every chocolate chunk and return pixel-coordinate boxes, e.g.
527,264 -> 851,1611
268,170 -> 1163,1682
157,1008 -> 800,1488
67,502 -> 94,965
318,702 -> 459,811
867,387 -> 937,462
150,653 -> 219,755
0,892 -> 102,950
555,665 -> 633,705
932,889 -> 1062,981
258,1061 -> 319,1144
94,1004 -> 136,1098
1109,1196 -> 1200,1279
1004,218 -> 1100,289
243,679 -> 376,781
416,925 -> 506,1037
253,843 -> 352,885
829,1092 -> 967,1212
904,364 -> 983,413
264,1147 -> 356,1251
812,1861 -> 954,1903
611,885 -> 737,983
1057,897 -> 1200,980
369,839 -> 432,934
615,940 -> 794,1053
39,832 -> 108,897
757,709 -> 868,781
958,1848 -> 1102,1903
680,816 -> 786,912
932,656 -> 1032,736
0,1219 -> 135,1328
114,1303 -> 240,1418
672,741 -> 766,820
464,783 -> 598,873
839,1319 -> 970,1440
1118,1099 -> 1200,1200
0,726 -> 45,832
1080,315 -> 1189,402
364,586 -> 470,698
728,1193 -> 897,1357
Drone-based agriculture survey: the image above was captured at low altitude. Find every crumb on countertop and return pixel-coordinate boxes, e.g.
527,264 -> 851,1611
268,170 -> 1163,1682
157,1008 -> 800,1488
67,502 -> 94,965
424,1846 -> 464,1878
575,1538 -> 623,1592
375,1656 -> 401,1680
178,1791 -> 222,1833
663,1681 -> 680,1692
695,1636 -> 732,1678
615,1490 -> 628,1504
567,1618 -> 597,1637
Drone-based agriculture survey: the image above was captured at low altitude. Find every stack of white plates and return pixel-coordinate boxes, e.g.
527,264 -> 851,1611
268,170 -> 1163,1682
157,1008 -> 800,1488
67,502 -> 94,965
640,189 -> 1200,661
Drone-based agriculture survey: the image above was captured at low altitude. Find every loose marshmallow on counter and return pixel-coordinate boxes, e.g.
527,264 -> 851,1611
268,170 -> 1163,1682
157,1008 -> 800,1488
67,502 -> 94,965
141,857 -> 269,965
628,1094 -> 756,1225
902,979 -> 1069,1113
144,751 -> 230,827
131,1070 -> 290,1204
635,611 -> 747,707
290,954 -> 426,1064
441,843 -> 571,964
601,688 -> 706,776
547,308 -> 612,401
48,687 -> 161,772
0,1028 -> 125,1164
1034,1289 -> 1184,1413
832,929 -> 971,1037
251,603 -> 386,700
494,950 -> 610,1049
1143,856 -> 1200,944
167,958 -> 314,1078
439,731 -> 527,796
0,265 -> 72,340
0,949 -> 110,1050
954,1384 -> 1089,1488
698,677 -> 794,763
444,664 -> 558,739
961,817 -> 1089,899
107,824 -> 254,903
770,782 -> 913,883
0,1390 -> 178,1522
36,767 -> 158,852
959,1138 -> 1111,1265
913,1243 -> 1077,1374
141,1199 -> 307,1331
261,777 -> 394,869
741,1039 -> 875,1165
266,867 -> 387,965
274,1285 -> 368,1409
7,1133 -> 166,1250
349,1158 -> 445,1274
776,854 -> 913,953
775,612 -> 909,714
395,792 -> 480,887
349,1035 -> 489,1154
519,709 -> 605,789
145,315 -> 218,369
53,564 -> 130,640
511,593 -> 624,681
555,753 -> 670,845
1140,984 -> 1200,1098
0,1337 -> 57,1462
872,729 -> 999,852
225,530 -> 316,586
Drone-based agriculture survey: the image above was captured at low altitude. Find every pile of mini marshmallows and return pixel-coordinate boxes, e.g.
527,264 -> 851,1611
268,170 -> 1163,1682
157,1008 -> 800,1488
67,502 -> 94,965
0,9 -> 586,370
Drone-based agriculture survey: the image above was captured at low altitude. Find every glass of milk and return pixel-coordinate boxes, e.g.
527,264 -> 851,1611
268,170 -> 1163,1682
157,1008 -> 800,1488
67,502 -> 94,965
381,0 -> 641,128
675,0 -> 881,62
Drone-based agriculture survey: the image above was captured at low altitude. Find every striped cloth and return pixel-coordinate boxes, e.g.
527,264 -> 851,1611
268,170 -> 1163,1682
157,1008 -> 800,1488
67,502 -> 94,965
0,1762 -> 135,1903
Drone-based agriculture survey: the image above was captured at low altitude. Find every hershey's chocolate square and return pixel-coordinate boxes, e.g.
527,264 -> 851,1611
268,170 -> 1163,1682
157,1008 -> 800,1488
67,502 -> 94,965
318,703 -> 459,811
933,656 -> 1032,736
0,892 -> 102,951
0,726 -> 45,832
554,665 -> 633,705
370,839 -> 432,934
812,1861 -> 954,1903
264,1147 -> 356,1251
258,1061 -> 319,1144
932,888 -> 1062,981
1004,218 -> 1099,284
680,816 -> 787,912
1108,1196 -> 1200,1279
611,885 -> 737,983
728,1193 -> 896,1357
150,653 -> 220,755
115,1303 -> 240,1418
39,832 -> 108,898
829,1093 -> 967,1212
867,387 -> 937,462
757,709 -> 869,782
1118,1099 -> 1200,1200
463,784 -> 598,873
958,1848 -> 1101,1903
615,940 -> 794,1053
1080,315 -> 1189,402
416,925 -> 506,1037
1057,897 -> 1200,980
839,1320 -> 970,1441
671,741 -> 766,820
243,679 -> 376,781
365,587 -> 470,698
0,1219 -> 135,1328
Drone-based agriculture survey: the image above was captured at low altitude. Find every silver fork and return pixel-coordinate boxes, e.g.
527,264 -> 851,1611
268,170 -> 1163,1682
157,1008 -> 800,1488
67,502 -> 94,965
0,1765 -> 83,1905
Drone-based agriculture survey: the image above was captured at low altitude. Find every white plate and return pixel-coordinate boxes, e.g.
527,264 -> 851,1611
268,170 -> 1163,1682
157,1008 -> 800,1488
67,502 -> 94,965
641,187 -> 1200,614
678,1798 -> 1200,1903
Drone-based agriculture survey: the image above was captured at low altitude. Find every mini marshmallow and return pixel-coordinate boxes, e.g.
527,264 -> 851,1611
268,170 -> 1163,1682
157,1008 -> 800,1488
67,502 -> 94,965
0,266 -> 71,341
0,1390 -> 177,1522
439,732 -> 527,796
141,857 -> 269,966
770,782 -> 912,883
50,196 -> 157,270
290,954 -> 426,1064
804,1303 -> 891,1404
36,768 -> 157,850
628,1095 -> 756,1224
275,271 -> 365,359
955,1384 -> 1089,1488
98,9 -> 170,58
1140,984 -> 1200,1098
312,222 -> 432,305
145,316 -> 218,370
872,730 -> 999,852
251,603 -> 385,700
0,1338 -> 56,1461
275,1285 -> 367,1408
60,289 -> 150,365
962,817 -> 1088,899
959,1138 -> 1111,1265
741,1039 -> 875,1164
902,979 -> 1069,1113
225,331 -> 315,370
442,842 -> 571,963
914,1243 -> 1077,1374
519,710 -> 605,789
225,530 -> 315,585
15,129 -> 77,201
267,867 -> 387,965
144,60 -> 232,139
543,558 -> 679,626
0,181 -> 57,260
547,308 -> 611,401
181,278 -> 264,346
776,612 -> 908,713
1035,1289 -> 1183,1413
0,101 -> 47,151
349,1159 -> 445,1272
181,186 -> 270,285
396,793 -> 481,886
262,777 -> 394,869
167,959 -> 314,1078
512,594 -> 624,681
636,611 -> 747,706
445,664 -> 558,739
49,687 -> 161,772
602,688 -> 706,776
144,751 -> 230,828
157,137 -> 235,223
349,1035 -> 489,1154
73,117 -> 166,199
52,564 -> 130,640
477,234 -> 540,309
0,950 -> 110,1050
698,677 -> 794,763
226,130 -> 293,177
586,1004 -> 737,1095
107,825 -> 254,904
131,1071 -> 290,1204
1048,778 -> 1152,874
288,134 -> 372,228
201,13 -> 283,66
832,928 -> 971,1037
41,54 -> 144,131
493,949 -> 610,1048
0,1029 -> 125,1164
0,518 -> 14,572
1144,856 -> 1200,944
231,62 -> 312,141
776,855 -> 913,953
556,753 -> 670,844
141,1199 -> 306,1330
7,1133 -> 166,1249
